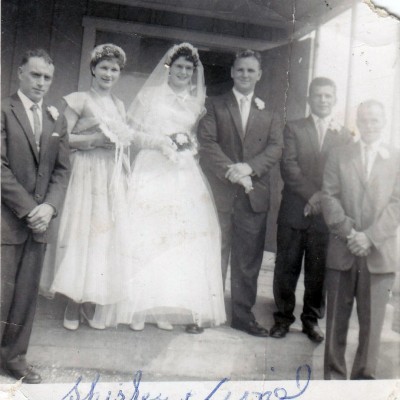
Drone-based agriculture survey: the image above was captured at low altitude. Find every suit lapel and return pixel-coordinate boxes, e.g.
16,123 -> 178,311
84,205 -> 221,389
321,129 -> 335,153
244,99 -> 257,138
10,94 -> 40,163
368,150 -> 388,187
350,142 -> 367,188
226,92 -> 245,142
39,104 -> 53,163
305,116 -> 320,157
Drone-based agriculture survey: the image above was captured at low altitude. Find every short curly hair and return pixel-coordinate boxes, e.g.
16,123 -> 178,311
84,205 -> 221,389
89,43 -> 126,76
165,43 -> 199,69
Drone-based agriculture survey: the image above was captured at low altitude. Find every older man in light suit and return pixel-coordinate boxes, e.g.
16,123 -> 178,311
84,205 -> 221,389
1,49 -> 70,383
322,100 -> 400,380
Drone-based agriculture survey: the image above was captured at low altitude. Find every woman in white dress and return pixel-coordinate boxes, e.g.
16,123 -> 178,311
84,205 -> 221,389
101,43 -> 226,333
48,44 -> 134,330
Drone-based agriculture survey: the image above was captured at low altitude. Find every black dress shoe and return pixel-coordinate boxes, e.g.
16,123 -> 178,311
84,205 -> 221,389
270,324 -> 289,339
302,325 -> 324,343
231,320 -> 269,337
185,324 -> 204,334
4,364 -> 42,384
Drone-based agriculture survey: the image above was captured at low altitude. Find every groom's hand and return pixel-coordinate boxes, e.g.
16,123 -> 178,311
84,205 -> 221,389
225,163 -> 253,183
27,203 -> 55,233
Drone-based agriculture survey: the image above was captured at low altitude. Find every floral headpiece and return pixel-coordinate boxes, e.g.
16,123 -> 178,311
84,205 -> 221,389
164,43 -> 200,68
90,43 -> 126,69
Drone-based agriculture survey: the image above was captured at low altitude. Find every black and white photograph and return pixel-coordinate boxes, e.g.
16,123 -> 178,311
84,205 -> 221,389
1,0 -> 399,398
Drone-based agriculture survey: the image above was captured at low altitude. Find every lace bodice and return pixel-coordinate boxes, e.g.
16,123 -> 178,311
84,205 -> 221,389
131,84 -> 203,137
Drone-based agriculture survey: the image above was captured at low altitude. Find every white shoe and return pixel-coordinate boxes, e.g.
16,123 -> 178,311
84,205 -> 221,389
130,321 -> 145,331
63,305 -> 80,331
157,321 -> 173,331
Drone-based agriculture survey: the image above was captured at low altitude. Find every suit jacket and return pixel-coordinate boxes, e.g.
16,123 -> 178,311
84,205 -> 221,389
1,93 -> 70,244
198,91 -> 283,213
321,142 -> 400,274
277,116 -> 352,232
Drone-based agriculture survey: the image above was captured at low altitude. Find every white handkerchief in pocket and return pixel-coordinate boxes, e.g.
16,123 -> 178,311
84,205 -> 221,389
52,132 -> 60,137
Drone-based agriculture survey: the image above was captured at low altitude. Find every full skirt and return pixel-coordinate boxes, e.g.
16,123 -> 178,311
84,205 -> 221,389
98,150 -> 226,327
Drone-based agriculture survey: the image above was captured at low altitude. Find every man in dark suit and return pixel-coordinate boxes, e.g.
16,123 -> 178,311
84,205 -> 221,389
270,77 -> 351,342
198,50 -> 283,337
322,100 -> 399,379
1,49 -> 70,383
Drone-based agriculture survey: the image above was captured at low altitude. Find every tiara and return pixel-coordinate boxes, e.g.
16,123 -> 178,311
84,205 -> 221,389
164,43 -> 200,66
91,44 -> 126,66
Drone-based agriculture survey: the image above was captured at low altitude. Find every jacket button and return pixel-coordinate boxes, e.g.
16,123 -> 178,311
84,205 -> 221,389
38,172 -> 43,177
34,194 -> 41,199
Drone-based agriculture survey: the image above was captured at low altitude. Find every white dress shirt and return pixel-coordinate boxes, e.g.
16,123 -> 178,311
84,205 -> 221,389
17,89 -> 43,134
233,88 -> 253,133
311,113 -> 331,150
360,139 -> 381,179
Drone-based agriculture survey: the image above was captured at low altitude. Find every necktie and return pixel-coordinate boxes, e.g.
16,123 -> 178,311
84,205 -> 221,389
316,118 -> 325,150
364,145 -> 372,180
31,104 -> 41,151
240,96 -> 249,132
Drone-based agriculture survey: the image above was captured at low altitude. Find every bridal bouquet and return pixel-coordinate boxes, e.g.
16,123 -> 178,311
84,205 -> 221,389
169,132 -> 198,156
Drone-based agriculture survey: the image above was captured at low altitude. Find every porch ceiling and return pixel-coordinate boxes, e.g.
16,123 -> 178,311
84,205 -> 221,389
93,0 -> 352,29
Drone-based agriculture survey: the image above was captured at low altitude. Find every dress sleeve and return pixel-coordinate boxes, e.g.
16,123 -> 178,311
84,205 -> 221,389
63,92 -> 98,134
63,92 -> 86,117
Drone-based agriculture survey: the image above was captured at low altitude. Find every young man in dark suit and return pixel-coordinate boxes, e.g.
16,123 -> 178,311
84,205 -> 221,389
198,50 -> 283,337
270,77 -> 351,342
1,49 -> 70,383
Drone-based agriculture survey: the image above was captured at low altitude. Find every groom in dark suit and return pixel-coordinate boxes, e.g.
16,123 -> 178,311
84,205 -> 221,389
1,49 -> 70,383
270,77 -> 351,342
198,50 -> 283,337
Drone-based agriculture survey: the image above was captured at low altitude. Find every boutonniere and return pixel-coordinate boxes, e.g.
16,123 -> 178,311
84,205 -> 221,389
378,146 -> 390,159
47,106 -> 59,121
328,119 -> 342,133
254,97 -> 265,110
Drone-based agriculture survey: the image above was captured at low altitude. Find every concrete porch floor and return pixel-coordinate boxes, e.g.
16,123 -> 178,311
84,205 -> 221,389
0,252 -> 399,398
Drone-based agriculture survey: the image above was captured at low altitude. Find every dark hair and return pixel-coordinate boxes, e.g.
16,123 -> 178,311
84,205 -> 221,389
89,43 -> 126,76
357,99 -> 385,116
309,77 -> 336,95
233,49 -> 262,69
165,45 -> 199,69
19,48 -> 53,67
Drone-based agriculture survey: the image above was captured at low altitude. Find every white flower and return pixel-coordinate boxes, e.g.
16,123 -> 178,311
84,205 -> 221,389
328,119 -> 342,132
47,106 -> 59,121
254,97 -> 265,110
175,133 -> 189,145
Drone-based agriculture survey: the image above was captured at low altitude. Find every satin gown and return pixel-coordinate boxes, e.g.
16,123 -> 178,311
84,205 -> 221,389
99,84 -> 226,327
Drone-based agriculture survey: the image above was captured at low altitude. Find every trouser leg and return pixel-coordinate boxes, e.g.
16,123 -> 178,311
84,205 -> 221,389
324,266 -> 356,380
351,258 -> 394,380
301,229 -> 329,326
1,236 -> 46,364
1,243 -> 24,346
273,225 -> 304,327
230,194 -> 267,325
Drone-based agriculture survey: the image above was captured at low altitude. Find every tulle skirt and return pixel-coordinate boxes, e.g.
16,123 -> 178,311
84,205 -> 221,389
97,149 -> 226,327
48,149 -> 133,305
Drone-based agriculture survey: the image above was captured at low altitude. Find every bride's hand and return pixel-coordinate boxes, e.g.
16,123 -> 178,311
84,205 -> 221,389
91,131 -> 115,150
160,136 -> 178,162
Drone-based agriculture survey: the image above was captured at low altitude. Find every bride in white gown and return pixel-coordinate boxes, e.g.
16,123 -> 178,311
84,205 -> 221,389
100,43 -> 226,333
